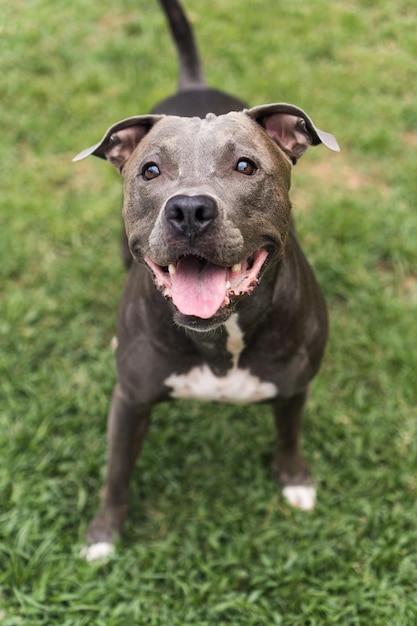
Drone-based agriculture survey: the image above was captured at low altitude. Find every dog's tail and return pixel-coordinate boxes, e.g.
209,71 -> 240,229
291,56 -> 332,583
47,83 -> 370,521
158,0 -> 206,90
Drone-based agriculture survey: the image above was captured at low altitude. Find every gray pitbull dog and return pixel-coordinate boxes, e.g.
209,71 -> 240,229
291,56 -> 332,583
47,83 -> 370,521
74,0 -> 339,560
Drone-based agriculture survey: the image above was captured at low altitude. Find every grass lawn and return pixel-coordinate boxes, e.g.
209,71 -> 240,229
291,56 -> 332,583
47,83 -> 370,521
1,0 -> 417,623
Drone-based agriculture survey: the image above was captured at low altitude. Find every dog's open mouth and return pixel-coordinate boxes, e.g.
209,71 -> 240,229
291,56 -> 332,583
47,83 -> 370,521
145,249 -> 269,320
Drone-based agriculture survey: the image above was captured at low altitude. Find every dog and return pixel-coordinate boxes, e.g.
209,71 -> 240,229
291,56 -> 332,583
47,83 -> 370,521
74,0 -> 339,560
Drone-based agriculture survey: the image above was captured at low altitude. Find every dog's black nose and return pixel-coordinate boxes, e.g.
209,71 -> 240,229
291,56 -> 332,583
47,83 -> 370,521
165,195 -> 218,238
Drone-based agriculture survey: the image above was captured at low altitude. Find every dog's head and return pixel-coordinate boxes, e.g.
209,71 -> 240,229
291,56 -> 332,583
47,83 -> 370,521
74,104 -> 338,331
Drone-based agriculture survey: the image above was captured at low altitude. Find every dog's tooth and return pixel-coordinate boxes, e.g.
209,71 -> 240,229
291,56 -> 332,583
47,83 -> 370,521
225,281 -> 231,290
232,263 -> 242,273
168,263 -> 177,276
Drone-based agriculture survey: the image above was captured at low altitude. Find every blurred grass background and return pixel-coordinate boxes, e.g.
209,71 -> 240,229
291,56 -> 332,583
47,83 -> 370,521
1,0 -> 417,624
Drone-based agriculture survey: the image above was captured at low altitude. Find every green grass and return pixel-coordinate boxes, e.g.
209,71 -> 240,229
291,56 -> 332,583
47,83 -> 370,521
1,0 -> 417,623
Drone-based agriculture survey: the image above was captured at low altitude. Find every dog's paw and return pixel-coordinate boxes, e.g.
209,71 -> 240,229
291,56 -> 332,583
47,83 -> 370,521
80,541 -> 115,562
282,485 -> 316,511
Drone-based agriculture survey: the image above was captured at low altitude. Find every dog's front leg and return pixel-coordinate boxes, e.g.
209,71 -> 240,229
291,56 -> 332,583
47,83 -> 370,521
271,390 -> 316,511
82,384 -> 151,560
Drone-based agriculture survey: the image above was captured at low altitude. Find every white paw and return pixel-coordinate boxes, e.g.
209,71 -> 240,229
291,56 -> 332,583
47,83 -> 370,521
282,485 -> 316,511
80,541 -> 115,562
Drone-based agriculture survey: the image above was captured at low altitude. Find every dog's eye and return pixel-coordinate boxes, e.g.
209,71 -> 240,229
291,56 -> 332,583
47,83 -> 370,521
142,163 -> 160,180
236,158 -> 257,176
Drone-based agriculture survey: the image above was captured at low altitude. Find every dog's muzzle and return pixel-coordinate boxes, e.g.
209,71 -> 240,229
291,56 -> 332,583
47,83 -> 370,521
141,193 -> 271,328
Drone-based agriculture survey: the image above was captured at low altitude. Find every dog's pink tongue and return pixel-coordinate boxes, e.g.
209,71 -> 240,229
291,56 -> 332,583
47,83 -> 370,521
171,257 -> 227,319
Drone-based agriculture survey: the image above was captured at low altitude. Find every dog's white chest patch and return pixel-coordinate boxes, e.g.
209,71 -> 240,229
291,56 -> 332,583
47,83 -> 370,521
164,314 -> 278,404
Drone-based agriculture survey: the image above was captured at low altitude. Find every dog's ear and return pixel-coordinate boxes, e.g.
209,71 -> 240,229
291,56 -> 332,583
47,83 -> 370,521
73,114 -> 164,172
245,103 -> 339,163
